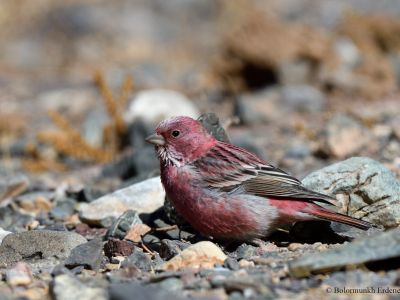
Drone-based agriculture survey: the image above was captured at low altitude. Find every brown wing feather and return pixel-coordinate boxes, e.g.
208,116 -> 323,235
192,142 -> 336,206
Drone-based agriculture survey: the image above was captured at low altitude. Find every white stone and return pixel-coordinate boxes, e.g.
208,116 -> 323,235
0,228 -> 12,245
124,89 -> 200,124
79,177 -> 165,226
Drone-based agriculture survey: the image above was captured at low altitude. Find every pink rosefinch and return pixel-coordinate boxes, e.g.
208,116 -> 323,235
146,116 -> 373,241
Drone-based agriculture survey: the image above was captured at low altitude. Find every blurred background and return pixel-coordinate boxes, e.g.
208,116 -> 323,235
1,0 -> 400,185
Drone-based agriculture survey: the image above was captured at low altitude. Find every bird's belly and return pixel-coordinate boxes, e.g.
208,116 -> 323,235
165,182 -> 276,240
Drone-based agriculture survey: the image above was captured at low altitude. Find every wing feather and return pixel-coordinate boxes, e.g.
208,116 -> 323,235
192,142 -> 336,205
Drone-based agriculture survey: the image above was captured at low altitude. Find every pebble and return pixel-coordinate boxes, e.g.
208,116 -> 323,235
0,172 -> 29,203
288,243 -> 303,251
109,282 -> 184,300
238,259 -> 255,268
106,209 -> 143,240
74,223 -> 108,240
65,238 -> 103,271
223,257 -> 240,271
124,89 -> 200,124
121,247 -> 153,272
160,241 -> 227,271
159,239 -> 191,260
50,198 -> 76,221
325,114 -> 372,158
104,239 -> 135,258
124,223 -> 151,243
52,274 -> 107,300
0,230 -> 87,268
6,262 -> 33,286
79,177 -> 165,226
280,85 -> 327,112
234,89 -> 280,124
0,227 -> 12,244
16,193 -> 53,214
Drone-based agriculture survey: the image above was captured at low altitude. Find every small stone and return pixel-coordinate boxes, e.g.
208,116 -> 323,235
303,157 -> 400,228
26,220 -> 40,231
223,257 -> 240,271
50,199 -> 75,221
235,244 -> 257,259
124,89 -> 199,124
234,88 -> 280,124
238,259 -> 255,268
104,239 -> 135,258
280,85 -> 327,112
0,227 -> 12,244
124,223 -> 151,243
0,172 -> 29,203
79,177 -> 165,226
155,277 -> 184,292
6,262 -> 33,286
52,274 -> 107,300
121,247 -> 153,272
0,205 -> 34,232
288,243 -> 303,251
0,230 -> 87,268
16,193 -> 53,214
74,223 -> 107,240
65,238 -> 103,271
109,282 -> 184,300
289,227 -> 400,277
325,114 -> 372,158
105,263 -> 120,271
159,239 -> 191,260
160,241 -> 227,271
106,210 -> 143,240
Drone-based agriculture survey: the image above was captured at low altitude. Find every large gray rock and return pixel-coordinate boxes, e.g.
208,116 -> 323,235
289,227 -> 400,277
79,177 -> 165,226
0,230 -> 87,268
302,157 -> 400,228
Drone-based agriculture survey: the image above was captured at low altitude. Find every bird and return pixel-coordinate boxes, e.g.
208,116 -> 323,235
146,116 -> 373,241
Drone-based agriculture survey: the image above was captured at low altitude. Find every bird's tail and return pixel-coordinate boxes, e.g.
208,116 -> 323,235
311,207 -> 373,230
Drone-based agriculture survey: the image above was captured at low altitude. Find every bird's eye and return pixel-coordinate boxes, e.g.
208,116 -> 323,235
171,130 -> 180,138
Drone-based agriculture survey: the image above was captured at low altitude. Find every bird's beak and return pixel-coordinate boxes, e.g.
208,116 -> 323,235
145,133 -> 166,146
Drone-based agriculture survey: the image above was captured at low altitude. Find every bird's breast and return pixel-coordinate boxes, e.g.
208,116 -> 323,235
160,165 -> 278,240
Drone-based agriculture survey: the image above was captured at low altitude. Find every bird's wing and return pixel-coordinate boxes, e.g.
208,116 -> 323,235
192,141 -> 336,205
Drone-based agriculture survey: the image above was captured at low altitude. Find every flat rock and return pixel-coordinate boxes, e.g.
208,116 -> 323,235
289,227 -> 400,277
79,177 -> 165,226
0,230 -> 87,268
160,241 -> 227,271
302,157 -> 400,228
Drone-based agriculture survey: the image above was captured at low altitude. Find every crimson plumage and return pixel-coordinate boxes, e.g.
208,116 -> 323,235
146,116 -> 373,241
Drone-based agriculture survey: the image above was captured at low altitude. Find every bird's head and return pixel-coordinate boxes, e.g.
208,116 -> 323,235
146,116 -> 216,166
